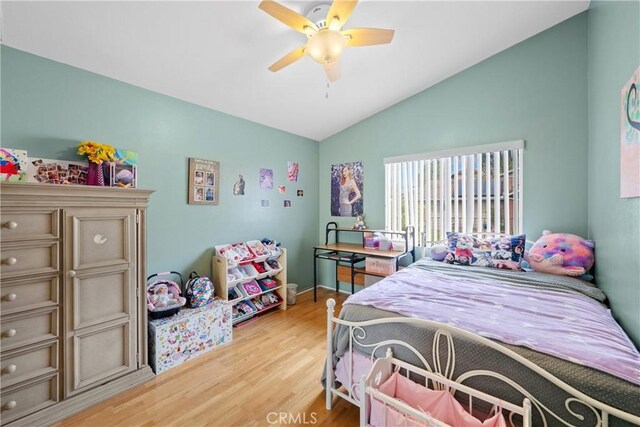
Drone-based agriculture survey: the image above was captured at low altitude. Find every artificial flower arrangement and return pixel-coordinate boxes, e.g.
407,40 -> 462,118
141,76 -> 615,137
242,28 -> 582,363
77,141 -> 116,164
77,141 -> 116,186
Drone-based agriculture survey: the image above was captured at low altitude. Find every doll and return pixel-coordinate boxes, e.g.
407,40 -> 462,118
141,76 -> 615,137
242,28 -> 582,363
150,284 -> 177,307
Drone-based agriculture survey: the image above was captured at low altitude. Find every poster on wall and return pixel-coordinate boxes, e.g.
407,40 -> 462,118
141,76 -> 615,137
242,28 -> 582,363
188,158 -> 219,205
260,168 -> 273,189
330,161 -> 363,217
621,66 -> 640,198
233,174 -> 245,195
287,161 -> 299,182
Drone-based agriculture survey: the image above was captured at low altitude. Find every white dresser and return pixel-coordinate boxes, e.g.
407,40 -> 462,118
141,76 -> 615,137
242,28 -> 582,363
0,183 -> 155,426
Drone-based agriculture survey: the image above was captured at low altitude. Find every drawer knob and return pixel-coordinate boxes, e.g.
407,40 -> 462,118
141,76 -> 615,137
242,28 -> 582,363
68,270 -> 77,278
2,364 -> 17,374
2,401 -> 17,411
3,221 -> 18,230
3,329 -> 16,338
3,293 -> 17,302
3,257 -> 17,266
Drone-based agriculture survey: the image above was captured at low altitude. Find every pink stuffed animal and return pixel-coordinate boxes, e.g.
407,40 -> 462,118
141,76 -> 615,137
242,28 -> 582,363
525,230 -> 595,277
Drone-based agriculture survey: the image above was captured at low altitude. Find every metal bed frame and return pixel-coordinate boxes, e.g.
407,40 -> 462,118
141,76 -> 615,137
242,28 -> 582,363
325,298 -> 640,427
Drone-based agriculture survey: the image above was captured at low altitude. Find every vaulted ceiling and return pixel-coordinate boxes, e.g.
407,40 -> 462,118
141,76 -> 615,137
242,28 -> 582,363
1,1 -> 589,141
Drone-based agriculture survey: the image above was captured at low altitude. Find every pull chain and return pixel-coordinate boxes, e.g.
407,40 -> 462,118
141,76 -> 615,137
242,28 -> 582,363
326,81 -> 330,99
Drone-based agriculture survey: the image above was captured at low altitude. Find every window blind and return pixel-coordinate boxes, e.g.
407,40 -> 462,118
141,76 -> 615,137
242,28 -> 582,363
384,141 -> 524,245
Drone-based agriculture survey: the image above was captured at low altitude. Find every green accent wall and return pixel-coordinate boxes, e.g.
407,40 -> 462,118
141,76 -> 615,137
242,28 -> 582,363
1,46 -> 319,287
318,13 -> 589,286
587,1 -> 640,345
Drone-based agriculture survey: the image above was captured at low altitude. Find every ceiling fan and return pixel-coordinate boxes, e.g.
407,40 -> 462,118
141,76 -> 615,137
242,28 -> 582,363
259,0 -> 395,82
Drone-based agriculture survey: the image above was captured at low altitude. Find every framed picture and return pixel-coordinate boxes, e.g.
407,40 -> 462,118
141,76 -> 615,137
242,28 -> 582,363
108,163 -> 137,188
189,158 -> 219,205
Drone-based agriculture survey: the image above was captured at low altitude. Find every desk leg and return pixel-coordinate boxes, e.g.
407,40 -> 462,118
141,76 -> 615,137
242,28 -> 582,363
335,261 -> 339,293
313,249 -> 318,302
350,260 -> 355,295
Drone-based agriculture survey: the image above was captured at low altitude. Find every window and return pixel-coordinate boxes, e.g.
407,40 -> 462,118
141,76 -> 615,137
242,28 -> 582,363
384,141 -> 524,245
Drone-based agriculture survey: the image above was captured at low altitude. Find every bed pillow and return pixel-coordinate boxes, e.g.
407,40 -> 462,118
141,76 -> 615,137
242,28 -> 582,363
443,232 -> 526,270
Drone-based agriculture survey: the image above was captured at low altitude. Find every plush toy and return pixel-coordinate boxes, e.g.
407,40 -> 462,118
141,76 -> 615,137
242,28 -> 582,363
429,244 -> 448,261
353,214 -> 366,230
525,230 -> 595,278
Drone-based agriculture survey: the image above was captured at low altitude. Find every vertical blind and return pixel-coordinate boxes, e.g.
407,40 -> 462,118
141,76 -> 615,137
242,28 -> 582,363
384,141 -> 524,245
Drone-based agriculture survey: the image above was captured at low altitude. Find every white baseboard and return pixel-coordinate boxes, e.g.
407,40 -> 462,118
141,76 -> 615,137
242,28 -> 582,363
293,285 -> 355,296
315,285 -> 355,295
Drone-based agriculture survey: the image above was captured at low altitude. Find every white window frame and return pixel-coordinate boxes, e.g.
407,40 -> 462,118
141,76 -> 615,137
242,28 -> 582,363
384,140 -> 524,245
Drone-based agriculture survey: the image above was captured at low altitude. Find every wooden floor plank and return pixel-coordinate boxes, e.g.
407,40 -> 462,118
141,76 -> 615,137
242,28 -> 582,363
57,288 -> 359,427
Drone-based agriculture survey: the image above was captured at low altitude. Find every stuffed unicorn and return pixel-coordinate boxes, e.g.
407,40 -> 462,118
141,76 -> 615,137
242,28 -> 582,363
525,230 -> 595,278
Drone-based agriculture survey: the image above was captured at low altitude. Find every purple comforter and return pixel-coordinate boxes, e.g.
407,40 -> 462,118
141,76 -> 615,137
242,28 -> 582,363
344,259 -> 640,385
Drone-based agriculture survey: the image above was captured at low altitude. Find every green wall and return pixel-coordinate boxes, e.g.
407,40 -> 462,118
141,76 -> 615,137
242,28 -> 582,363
587,1 -> 640,345
319,14 -> 589,271
1,46 -> 319,287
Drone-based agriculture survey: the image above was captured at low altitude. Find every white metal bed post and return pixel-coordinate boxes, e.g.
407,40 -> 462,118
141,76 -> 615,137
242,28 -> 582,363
326,298 -> 336,410
360,373 -> 367,427
523,398 -> 532,427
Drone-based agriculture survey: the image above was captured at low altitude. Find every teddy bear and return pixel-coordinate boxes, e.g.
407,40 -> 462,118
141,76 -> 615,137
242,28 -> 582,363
525,230 -> 595,278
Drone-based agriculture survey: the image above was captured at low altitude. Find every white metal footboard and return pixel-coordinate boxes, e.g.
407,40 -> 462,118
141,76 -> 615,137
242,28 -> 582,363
325,298 -> 640,427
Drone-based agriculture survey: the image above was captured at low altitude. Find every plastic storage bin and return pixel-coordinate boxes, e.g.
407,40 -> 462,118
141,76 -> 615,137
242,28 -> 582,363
365,257 -> 396,276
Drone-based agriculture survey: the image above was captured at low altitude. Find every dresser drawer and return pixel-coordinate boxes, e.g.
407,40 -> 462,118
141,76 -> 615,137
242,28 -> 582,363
1,275 -> 59,315
0,374 -> 59,424
0,241 -> 59,280
1,209 -> 59,242
1,308 -> 59,352
1,341 -> 58,389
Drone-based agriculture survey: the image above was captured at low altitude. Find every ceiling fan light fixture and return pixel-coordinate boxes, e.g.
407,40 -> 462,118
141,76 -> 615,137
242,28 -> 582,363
305,29 -> 346,64
328,16 -> 341,31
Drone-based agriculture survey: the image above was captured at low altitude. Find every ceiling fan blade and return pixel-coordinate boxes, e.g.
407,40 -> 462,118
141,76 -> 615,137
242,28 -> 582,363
343,28 -> 394,47
324,61 -> 341,82
268,45 -> 307,72
326,0 -> 358,30
259,0 -> 318,34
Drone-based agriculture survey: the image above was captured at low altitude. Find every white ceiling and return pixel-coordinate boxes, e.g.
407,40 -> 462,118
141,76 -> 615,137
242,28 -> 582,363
1,1 -> 589,141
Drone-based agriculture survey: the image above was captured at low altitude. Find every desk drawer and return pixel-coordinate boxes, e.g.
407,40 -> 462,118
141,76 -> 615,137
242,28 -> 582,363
0,374 -> 59,424
1,275 -> 59,315
0,242 -> 59,280
1,341 -> 58,389
337,265 -> 365,285
1,308 -> 59,352
1,210 -> 59,242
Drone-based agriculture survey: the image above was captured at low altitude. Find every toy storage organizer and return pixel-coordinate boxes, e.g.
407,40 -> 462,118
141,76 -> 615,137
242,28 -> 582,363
212,244 -> 287,326
361,350 -> 532,427
148,299 -> 232,374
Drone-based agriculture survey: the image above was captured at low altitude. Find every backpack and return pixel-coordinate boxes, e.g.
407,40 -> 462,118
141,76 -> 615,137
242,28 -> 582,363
185,271 -> 215,308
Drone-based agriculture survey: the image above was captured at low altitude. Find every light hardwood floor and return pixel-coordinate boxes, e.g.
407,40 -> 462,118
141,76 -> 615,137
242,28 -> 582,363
58,288 -> 359,427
